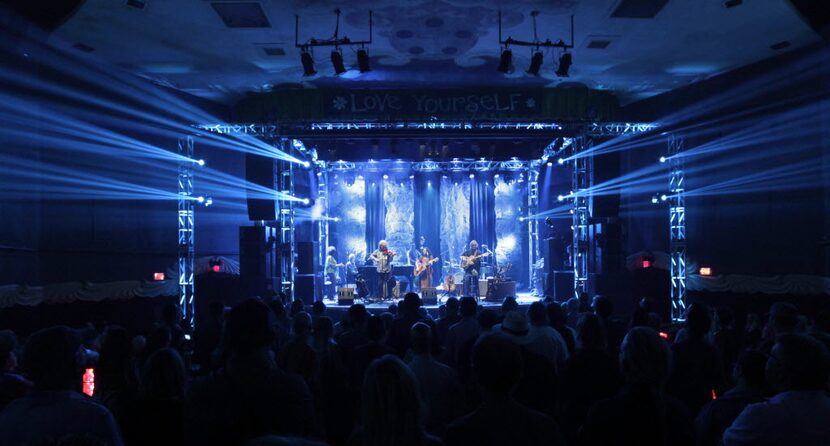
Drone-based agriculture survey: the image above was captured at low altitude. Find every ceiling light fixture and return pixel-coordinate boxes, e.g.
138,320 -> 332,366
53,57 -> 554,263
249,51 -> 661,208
498,10 -> 574,77
300,49 -> 316,76
331,49 -> 346,74
555,52 -> 572,77
527,51 -> 543,75
295,9 -> 373,76
497,48 -> 512,73
357,48 -> 371,72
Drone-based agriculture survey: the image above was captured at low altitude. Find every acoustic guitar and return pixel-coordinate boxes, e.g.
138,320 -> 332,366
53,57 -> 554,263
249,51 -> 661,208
460,252 -> 491,269
413,257 -> 439,276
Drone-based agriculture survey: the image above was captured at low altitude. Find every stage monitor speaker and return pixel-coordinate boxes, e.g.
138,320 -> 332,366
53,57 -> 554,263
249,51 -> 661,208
421,287 -> 437,305
338,287 -> 355,306
245,153 -> 277,221
296,241 -> 318,275
294,274 -> 321,304
239,226 -> 268,296
551,270 -> 574,302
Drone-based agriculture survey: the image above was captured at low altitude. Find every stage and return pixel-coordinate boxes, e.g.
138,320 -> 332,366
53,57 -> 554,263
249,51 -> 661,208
319,291 -> 541,313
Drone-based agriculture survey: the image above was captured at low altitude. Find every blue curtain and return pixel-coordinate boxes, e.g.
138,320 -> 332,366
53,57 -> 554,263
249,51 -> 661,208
414,173 -> 442,284
365,178 -> 385,258
470,173 -> 497,251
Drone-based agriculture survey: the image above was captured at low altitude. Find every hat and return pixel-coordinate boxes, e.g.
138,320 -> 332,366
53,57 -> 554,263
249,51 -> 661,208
500,311 -> 530,337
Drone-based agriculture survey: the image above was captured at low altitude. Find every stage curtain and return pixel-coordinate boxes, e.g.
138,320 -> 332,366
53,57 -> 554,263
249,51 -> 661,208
365,178 -> 386,256
414,173 -> 442,284
470,173 -> 497,253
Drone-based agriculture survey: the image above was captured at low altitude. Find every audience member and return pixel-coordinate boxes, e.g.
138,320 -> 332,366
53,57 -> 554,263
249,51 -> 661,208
581,327 -> 694,446
547,302 -> 576,356
696,350 -> 767,446
436,297 -> 461,344
565,297 -> 581,328
407,322 -> 463,437
311,301 -> 327,321
723,333 -> 830,445
184,299 -> 315,445
0,326 -> 124,446
95,326 -> 136,421
121,348 -> 186,445
668,304 -> 724,415
443,296 -> 481,367
500,296 -> 518,318
350,316 -> 393,392
278,312 -> 318,386
592,295 -> 626,356
0,330 -> 32,411
712,307 -> 742,385
445,333 -> 562,446
526,301 -> 568,372
386,293 -> 425,357
194,301 -> 225,371
352,355 -> 441,446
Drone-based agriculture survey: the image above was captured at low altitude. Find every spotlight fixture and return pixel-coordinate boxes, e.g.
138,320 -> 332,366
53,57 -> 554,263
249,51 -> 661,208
557,158 -> 565,165
497,48 -> 512,73
557,194 -> 565,202
699,266 -> 713,276
382,174 -> 389,179
196,159 -> 205,166
659,156 -> 667,163
651,195 -> 659,204
547,162 -> 553,167
660,194 -> 668,202
527,51 -> 543,75
555,52 -> 572,77
331,49 -> 347,75
469,173 -> 475,179
301,50 -> 316,76
302,198 -> 311,205
357,48 -> 371,72
296,10 -> 373,76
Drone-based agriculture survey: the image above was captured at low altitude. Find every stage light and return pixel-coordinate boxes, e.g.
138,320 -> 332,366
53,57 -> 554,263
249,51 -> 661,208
557,194 -> 565,202
358,175 -> 364,180
302,161 -> 311,168
427,180 -> 431,187
357,48 -> 371,72
209,258 -> 222,273
196,159 -> 205,166
204,197 -> 213,207
301,50 -> 316,76
316,172 -> 322,176
196,196 -> 205,203
497,49 -> 512,73
494,174 -> 500,178
642,259 -> 651,268
651,196 -> 659,204
331,50 -> 347,75
383,174 -> 389,180
699,267 -> 712,276
659,156 -> 667,163
527,51 -> 543,75
547,162 -> 553,167
557,158 -> 565,165
153,272 -> 165,281
519,216 -> 525,222
659,332 -> 669,340
333,217 -> 340,222
302,198 -> 310,205
555,52 -> 572,77
469,173 -> 475,179
660,194 -> 668,201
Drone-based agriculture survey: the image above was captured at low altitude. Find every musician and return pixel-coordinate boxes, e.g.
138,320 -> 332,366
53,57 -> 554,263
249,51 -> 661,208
414,247 -> 436,289
370,240 -> 396,299
407,236 -> 428,289
461,240 -> 484,298
324,246 -> 343,299
344,253 -> 359,286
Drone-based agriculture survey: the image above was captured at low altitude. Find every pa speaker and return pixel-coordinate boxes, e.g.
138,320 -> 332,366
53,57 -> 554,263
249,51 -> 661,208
295,274 -> 321,304
239,226 -> 268,296
245,153 -> 277,221
296,241 -> 318,275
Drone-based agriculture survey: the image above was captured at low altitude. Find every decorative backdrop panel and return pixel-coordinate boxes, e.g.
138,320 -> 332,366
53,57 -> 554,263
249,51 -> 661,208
440,178 -> 471,269
494,178 -> 526,287
383,178 -> 415,256
329,177 -> 367,263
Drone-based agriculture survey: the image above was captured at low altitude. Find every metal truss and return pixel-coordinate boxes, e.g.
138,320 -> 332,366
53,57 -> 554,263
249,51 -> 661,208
668,135 -> 687,322
276,139 -> 297,301
527,165 -> 542,295
571,137 -> 593,298
409,157 -> 533,173
177,136 -> 195,326
587,122 -> 658,136
317,167 -> 330,276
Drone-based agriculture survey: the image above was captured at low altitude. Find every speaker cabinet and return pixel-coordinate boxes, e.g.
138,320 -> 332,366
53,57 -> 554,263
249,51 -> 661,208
296,241 -> 318,275
295,274 -> 321,304
245,153 -> 277,221
239,226 -> 268,296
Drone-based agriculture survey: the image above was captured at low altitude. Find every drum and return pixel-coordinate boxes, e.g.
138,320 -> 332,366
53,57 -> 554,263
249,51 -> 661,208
338,287 -> 355,305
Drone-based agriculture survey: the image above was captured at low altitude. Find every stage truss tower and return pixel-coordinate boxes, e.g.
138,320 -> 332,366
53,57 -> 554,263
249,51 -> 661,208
668,135 -> 687,322
177,136 -> 195,326
277,139 -> 297,301
571,137 -> 593,298
527,162 -> 542,295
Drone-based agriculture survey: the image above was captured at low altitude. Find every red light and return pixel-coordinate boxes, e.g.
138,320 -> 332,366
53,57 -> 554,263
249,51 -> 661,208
711,389 -> 717,400
659,331 -> 669,340
211,264 -> 221,273
153,272 -> 165,281
699,267 -> 712,276
82,368 -> 95,396
642,260 -> 651,268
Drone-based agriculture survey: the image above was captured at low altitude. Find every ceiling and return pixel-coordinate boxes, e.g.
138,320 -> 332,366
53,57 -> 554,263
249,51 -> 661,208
44,0 -> 821,105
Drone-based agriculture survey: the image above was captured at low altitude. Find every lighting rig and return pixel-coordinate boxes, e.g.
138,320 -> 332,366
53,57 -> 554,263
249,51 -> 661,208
497,10 -> 574,76
295,9 -> 373,76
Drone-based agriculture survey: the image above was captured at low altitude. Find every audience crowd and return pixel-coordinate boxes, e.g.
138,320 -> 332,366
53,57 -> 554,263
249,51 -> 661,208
0,292 -> 828,446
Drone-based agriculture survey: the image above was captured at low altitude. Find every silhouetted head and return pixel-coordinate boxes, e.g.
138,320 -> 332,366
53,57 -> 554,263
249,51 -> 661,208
619,327 -> 672,388
311,300 -> 326,316
459,296 -> 477,318
501,296 -> 518,315
366,315 -> 386,342
769,302 -> 800,335
734,349 -> 767,391
362,355 -> 424,445
577,313 -> 607,350
546,302 -> 568,328
22,326 -> 82,391
591,295 -> 614,319
289,300 -> 305,316
477,308 -> 500,331
224,298 -> 276,355
313,316 -> 334,342
527,301 -> 548,326
766,333 -> 830,393
402,292 -> 421,314
685,304 -> 712,338
348,303 -> 369,328
410,322 -> 432,355
445,297 -> 460,315
292,312 -> 313,337
473,333 -> 522,395
140,348 -> 185,400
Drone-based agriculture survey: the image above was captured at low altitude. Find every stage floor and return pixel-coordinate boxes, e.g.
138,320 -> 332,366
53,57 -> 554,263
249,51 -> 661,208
320,291 -> 541,312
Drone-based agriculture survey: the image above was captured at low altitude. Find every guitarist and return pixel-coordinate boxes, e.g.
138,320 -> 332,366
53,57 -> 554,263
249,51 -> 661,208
324,246 -> 344,299
413,247 -> 438,290
460,240 -> 486,298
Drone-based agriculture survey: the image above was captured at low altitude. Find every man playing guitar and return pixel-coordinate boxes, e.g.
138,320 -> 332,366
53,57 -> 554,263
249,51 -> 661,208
413,247 -> 439,290
460,240 -> 491,298
369,240 -> 396,299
